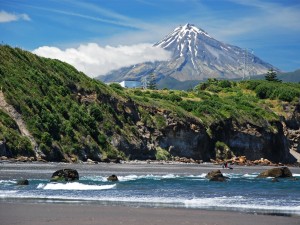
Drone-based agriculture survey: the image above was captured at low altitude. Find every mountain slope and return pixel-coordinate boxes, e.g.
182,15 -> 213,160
100,24 -> 276,85
0,45 -> 298,163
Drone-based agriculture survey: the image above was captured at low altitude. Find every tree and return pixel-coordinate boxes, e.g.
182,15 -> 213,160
147,73 -> 157,90
265,69 -> 281,82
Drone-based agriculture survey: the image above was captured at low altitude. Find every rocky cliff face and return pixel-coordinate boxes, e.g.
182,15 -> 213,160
210,119 -> 293,163
105,98 -> 211,160
283,103 -> 300,156
96,94 -> 296,163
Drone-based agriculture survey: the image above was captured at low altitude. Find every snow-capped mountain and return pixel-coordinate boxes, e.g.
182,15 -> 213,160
99,23 -> 276,84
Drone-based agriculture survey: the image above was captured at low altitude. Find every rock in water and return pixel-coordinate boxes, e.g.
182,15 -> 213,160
257,167 -> 293,178
51,169 -> 79,181
205,170 -> 229,182
17,179 -> 29,185
107,174 -> 118,181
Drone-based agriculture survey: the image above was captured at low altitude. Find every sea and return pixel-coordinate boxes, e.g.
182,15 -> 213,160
1,162 -> 300,216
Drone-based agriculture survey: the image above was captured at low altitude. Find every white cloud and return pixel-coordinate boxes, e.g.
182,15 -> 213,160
32,43 -> 171,77
0,10 -> 30,23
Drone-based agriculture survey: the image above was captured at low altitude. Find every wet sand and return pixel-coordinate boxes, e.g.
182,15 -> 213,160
1,202 -> 299,225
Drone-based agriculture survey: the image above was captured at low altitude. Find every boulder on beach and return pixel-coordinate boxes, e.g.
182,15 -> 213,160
107,174 -> 118,181
257,167 -> 293,178
205,170 -> 229,182
16,179 -> 29,185
51,168 -> 79,182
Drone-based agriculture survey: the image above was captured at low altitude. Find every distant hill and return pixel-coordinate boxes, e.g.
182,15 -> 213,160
157,69 -> 300,90
0,45 -> 299,163
278,69 -> 300,82
230,69 -> 300,83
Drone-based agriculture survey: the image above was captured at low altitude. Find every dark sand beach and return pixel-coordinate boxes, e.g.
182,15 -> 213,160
1,162 -> 300,225
1,202 -> 300,225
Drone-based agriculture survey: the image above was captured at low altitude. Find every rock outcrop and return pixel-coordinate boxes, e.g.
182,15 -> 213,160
205,170 -> 229,182
107,174 -> 118,181
51,169 -> 79,182
257,167 -> 293,178
283,103 -> 300,162
16,179 -> 29,185
0,91 -> 40,158
210,119 -> 294,163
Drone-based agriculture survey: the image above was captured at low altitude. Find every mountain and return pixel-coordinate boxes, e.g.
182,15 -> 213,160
0,45 -> 298,163
99,23 -> 276,87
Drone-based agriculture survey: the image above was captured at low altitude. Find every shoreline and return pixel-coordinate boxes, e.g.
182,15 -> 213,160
1,160 -> 300,180
1,161 -> 300,223
1,202 -> 299,225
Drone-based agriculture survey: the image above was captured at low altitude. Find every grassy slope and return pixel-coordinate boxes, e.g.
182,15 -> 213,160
0,45 -> 125,161
1,45 -> 299,161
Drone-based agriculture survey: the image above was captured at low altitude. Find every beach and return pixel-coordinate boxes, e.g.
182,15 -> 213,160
1,162 -> 300,225
1,202 -> 300,225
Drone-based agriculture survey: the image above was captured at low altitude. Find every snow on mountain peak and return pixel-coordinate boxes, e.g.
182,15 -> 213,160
154,23 -> 212,68
154,23 -> 211,52
179,23 -> 210,37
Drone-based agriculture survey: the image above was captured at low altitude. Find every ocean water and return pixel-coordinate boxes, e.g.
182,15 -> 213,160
1,163 -> 300,216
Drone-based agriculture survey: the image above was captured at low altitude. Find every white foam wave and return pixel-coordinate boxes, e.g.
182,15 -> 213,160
113,174 -> 181,182
1,191 -> 299,215
117,175 -> 139,182
0,190 -> 18,197
0,180 -> 17,185
184,196 -> 300,214
242,173 -> 258,178
37,182 -> 116,190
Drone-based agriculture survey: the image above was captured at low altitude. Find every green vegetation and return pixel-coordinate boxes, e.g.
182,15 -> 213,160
127,78 -> 300,127
0,45 -> 125,161
1,45 -> 299,161
265,69 -> 281,82
147,73 -> 157,90
155,147 -> 171,160
214,141 -> 235,160
243,80 -> 300,102
0,109 -> 34,157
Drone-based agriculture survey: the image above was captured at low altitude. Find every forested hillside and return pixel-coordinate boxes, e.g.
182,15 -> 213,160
0,45 -> 299,163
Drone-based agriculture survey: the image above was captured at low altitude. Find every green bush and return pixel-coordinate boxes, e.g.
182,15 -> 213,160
109,83 -> 123,90
155,147 -> 170,160
254,81 -> 300,102
167,93 -> 182,102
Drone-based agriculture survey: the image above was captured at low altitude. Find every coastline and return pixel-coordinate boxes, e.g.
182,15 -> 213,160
1,161 -> 300,224
1,160 -> 300,180
1,202 -> 300,225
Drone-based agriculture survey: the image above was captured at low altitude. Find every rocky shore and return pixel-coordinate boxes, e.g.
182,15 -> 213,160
1,155 -> 299,168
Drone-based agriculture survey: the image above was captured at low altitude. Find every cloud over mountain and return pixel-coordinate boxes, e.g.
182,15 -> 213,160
33,43 -> 171,78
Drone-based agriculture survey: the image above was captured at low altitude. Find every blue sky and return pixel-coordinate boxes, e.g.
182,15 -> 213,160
1,0 -> 299,76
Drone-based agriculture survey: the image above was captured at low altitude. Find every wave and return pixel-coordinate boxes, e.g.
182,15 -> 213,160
1,189 -> 299,215
37,182 -> 116,190
0,180 -> 17,185
83,173 -> 211,182
242,173 -> 259,178
0,190 -> 18,197
184,196 -> 300,214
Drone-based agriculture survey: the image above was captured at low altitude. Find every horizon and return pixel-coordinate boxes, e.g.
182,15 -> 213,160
1,0 -> 299,77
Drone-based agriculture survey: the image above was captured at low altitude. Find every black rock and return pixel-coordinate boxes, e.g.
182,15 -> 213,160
51,169 -> 79,182
107,174 -> 118,181
16,179 -> 29,185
